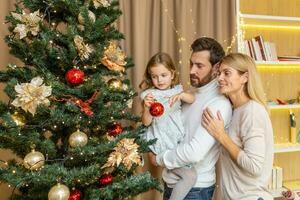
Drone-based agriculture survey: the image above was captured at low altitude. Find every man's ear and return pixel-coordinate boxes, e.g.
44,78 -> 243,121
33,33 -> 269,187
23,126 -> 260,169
211,62 -> 220,78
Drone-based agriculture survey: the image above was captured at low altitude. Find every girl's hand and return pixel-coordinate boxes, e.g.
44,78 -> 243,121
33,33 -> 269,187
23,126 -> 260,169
143,93 -> 154,108
168,92 -> 182,107
201,108 -> 225,142
148,152 -> 158,166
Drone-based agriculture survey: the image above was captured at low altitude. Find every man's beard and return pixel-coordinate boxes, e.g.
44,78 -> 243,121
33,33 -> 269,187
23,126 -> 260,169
190,73 -> 213,88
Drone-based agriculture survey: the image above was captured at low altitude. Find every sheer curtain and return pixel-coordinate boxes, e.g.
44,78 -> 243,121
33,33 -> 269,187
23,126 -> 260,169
0,1 -> 20,199
118,1 -> 235,199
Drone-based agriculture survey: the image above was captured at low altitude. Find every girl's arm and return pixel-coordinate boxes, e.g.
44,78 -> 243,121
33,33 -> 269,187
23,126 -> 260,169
180,92 -> 195,104
169,91 -> 195,107
141,106 -> 153,126
141,93 -> 154,126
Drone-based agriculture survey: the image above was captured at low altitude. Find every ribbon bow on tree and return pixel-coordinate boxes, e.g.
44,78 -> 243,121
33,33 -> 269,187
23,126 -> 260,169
52,91 -> 99,116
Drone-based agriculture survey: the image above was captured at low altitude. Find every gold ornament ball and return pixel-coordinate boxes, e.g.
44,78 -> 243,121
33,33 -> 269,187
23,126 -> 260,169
11,112 -> 26,127
68,130 -> 88,148
107,78 -> 123,90
78,10 -> 96,25
23,150 -> 45,170
48,183 -> 70,200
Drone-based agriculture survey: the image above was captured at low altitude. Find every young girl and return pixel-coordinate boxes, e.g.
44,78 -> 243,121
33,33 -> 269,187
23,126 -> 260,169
140,52 -> 196,200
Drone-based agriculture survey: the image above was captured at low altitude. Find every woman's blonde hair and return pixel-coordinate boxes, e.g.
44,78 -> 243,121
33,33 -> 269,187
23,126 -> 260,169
139,52 -> 179,90
219,53 -> 267,108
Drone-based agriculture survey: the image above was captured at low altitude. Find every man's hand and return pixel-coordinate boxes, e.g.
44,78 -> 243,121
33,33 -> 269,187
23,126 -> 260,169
148,152 -> 158,166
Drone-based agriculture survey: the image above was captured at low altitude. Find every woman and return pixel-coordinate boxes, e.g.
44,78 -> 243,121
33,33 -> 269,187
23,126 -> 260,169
201,53 -> 274,200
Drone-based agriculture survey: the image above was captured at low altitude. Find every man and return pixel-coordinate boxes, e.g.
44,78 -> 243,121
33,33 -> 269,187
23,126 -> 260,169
152,37 -> 232,200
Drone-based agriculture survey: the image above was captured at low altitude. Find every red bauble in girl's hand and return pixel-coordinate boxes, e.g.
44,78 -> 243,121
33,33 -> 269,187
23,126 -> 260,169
65,69 -> 85,85
69,189 -> 82,200
149,102 -> 164,117
99,174 -> 113,186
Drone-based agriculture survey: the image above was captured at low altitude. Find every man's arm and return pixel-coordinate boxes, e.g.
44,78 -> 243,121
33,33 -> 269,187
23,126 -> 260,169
156,99 -> 232,169
156,125 -> 216,168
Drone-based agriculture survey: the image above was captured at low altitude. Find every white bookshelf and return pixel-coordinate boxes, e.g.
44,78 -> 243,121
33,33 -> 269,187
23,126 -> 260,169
268,104 -> 300,110
239,14 -> 300,27
274,143 -> 300,153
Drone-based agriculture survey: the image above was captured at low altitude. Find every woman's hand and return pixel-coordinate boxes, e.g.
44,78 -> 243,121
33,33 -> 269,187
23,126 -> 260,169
202,108 -> 241,162
201,108 -> 226,142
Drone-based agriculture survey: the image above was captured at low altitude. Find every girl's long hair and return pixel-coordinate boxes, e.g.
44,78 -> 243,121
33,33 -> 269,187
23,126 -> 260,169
139,52 -> 179,91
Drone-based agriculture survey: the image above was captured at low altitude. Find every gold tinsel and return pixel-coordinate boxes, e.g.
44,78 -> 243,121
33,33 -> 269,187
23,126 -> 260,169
101,41 -> 126,72
74,35 -> 94,60
102,138 -> 142,171
12,10 -> 43,39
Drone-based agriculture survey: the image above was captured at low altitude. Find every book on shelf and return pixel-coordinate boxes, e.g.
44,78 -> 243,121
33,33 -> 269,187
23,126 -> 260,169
242,35 -> 278,61
278,56 -> 300,62
254,35 -> 267,61
269,166 -> 283,190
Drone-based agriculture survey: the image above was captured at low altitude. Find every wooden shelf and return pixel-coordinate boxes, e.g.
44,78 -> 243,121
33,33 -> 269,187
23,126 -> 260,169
274,143 -> 300,153
240,14 -> 300,27
237,0 -> 300,193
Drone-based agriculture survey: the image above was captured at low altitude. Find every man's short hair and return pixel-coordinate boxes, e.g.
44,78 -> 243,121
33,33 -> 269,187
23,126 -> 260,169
191,37 -> 225,66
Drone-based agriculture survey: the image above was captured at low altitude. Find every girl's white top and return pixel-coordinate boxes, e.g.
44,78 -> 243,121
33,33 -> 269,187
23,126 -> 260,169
140,84 -> 185,154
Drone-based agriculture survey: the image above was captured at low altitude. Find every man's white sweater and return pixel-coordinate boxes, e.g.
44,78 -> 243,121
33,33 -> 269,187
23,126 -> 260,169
157,79 -> 232,188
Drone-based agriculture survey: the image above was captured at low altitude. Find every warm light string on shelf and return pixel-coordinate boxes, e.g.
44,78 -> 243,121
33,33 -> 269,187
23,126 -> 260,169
238,13 -> 275,96
233,11 -> 300,146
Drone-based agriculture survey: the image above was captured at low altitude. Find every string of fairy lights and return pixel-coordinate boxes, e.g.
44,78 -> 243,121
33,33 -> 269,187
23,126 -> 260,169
160,0 -> 237,87
160,0 -> 300,169
160,0 -> 237,55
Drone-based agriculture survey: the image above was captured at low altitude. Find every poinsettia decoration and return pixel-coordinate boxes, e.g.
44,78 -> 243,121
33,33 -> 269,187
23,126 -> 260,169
102,138 -> 142,171
12,77 -> 52,115
11,10 -> 43,39
101,41 -> 127,72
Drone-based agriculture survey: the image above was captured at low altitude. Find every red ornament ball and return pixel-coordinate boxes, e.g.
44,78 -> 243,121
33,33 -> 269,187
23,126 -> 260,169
99,174 -> 113,186
149,102 -> 164,117
107,123 -> 123,136
65,69 -> 85,85
69,189 -> 82,200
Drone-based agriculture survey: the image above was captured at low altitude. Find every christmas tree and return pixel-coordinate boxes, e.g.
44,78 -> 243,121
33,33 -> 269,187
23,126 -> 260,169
0,0 -> 160,199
